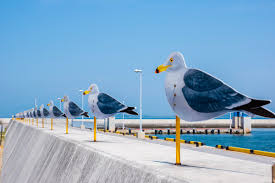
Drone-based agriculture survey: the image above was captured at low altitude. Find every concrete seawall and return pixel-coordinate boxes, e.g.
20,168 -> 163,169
2,121 -> 180,183
2,120 -> 274,183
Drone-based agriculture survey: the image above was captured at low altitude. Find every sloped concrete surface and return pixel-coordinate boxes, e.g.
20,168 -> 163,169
1,120 -> 274,183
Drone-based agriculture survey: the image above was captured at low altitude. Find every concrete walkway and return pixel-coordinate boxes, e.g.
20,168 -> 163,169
6,121 -> 275,183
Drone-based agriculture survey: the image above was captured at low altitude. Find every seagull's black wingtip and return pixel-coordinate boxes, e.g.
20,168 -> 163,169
81,112 -> 89,118
120,107 -> 138,115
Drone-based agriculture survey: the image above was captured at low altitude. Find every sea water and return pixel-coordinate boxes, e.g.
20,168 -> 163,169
155,128 -> 275,152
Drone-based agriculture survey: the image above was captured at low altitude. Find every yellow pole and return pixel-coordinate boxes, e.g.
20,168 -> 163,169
176,116 -> 181,165
94,116 -> 97,142
42,118 -> 44,128
51,118 -> 53,130
36,118 -> 38,127
66,117 -> 68,134
29,118 -> 30,125
32,118 -> 34,125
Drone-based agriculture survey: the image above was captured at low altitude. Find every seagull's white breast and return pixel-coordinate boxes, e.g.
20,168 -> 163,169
49,106 -> 54,118
88,93 -> 113,119
63,101 -> 73,118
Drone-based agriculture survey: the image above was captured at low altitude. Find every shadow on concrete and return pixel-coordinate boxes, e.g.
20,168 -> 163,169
152,161 -> 261,176
83,140 -> 116,143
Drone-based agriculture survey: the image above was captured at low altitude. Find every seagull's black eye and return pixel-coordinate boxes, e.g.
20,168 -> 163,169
170,58 -> 173,62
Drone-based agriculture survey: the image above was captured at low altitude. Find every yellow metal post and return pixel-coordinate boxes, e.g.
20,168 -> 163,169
66,117 -> 68,134
176,116 -> 181,165
36,118 -> 38,127
94,116 -> 97,142
32,118 -> 34,125
51,118 -> 53,130
42,118 -> 44,128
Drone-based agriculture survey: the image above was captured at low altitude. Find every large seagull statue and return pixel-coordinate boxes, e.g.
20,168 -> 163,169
155,51 -> 275,121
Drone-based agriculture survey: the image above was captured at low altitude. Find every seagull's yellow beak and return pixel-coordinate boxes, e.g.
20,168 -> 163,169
61,99 -> 64,102
47,103 -> 50,106
83,90 -> 91,95
155,64 -> 171,73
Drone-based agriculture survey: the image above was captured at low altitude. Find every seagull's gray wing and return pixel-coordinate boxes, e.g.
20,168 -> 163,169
33,111 -> 36,117
53,106 -> 62,117
182,69 -> 247,113
43,108 -> 50,117
97,93 -> 125,114
37,110 -> 41,117
69,102 -> 83,116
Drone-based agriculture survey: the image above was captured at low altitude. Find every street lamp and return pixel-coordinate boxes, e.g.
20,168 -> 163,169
134,69 -> 143,132
79,89 -> 85,129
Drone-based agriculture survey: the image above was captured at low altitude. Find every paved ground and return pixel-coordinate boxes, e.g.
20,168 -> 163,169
16,120 -> 275,182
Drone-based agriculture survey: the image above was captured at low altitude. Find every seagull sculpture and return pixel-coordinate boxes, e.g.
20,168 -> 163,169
155,51 -> 275,121
33,107 -> 37,118
29,109 -> 33,118
47,100 -> 66,118
62,96 -> 89,119
83,84 -> 138,119
40,104 -> 50,118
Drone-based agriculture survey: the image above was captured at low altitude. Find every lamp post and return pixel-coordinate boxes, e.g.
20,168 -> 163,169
79,89 -> 85,129
134,69 -> 143,132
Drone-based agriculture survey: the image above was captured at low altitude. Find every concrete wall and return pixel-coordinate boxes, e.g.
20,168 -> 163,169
70,118 -> 275,128
114,119 -> 231,128
1,121 -> 181,183
115,119 -> 275,129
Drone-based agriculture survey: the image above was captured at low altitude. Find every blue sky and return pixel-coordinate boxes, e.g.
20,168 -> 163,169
0,0 -> 275,118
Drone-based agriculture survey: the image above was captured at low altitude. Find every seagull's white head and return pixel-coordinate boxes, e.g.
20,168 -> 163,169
83,84 -> 99,95
63,96 -> 69,102
47,100 -> 54,107
155,52 -> 187,73
40,104 -> 44,110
